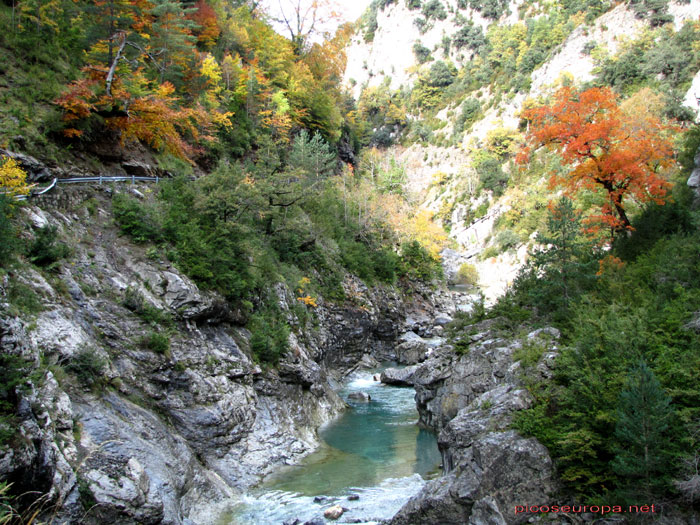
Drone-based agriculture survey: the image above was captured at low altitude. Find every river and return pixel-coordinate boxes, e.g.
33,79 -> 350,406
221,369 -> 441,524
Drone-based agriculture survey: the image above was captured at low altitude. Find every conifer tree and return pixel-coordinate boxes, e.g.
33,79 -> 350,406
613,361 -> 675,501
288,130 -> 336,180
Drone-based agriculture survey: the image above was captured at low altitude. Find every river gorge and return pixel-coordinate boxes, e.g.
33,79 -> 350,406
224,369 -> 441,524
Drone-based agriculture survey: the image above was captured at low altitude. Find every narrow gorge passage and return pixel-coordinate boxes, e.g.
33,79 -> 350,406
223,369 -> 441,524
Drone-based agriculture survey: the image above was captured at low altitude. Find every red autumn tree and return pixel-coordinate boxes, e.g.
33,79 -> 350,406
518,86 -> 674,235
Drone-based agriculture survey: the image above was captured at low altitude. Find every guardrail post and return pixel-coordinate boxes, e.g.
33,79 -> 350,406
131,174 -> 135,185
99,175 -> 102,185
155,176 -> 159,184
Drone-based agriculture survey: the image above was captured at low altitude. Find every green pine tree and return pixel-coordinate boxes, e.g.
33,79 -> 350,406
613,361 -> 675,501
288,130 -> 337,181
517,196 -> 596,320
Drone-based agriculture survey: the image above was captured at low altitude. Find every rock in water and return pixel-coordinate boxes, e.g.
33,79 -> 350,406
347,391 -> 371,402
324,505 -> 345,520
380,364 -> 419,386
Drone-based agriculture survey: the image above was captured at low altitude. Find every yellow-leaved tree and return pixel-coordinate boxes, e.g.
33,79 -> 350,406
0,156 -> 33,196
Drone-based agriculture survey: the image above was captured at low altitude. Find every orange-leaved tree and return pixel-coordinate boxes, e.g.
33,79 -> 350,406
518,86 -> 675,235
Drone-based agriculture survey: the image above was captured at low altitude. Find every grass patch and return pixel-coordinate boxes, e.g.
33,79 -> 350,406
7,280 -> 43,316
65,347 -> 108,390
139,331 -> 170,356
122,287 -> 172,326
512,339 -> 546,370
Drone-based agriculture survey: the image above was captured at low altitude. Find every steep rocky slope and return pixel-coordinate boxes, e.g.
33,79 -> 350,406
345,0 -> 700,301
0,184 -> 463,523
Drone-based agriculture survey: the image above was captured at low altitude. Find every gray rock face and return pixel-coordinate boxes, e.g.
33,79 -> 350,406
0,318 -> 79,522
2,191 -> 438,524
395,332 -> 430,364
122,160 -> 162,178
390,321 -> 559,525
393,331 -> 445,364
440,249 -> 470,285
0,148 -> 53,182
688,147 -> 700,205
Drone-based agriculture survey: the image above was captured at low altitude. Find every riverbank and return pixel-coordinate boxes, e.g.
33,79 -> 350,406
223,369 -> 441,524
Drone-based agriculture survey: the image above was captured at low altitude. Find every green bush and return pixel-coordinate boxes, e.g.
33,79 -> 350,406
249,314 -> 290,365
0,196 -> 18,267
27,225 -> 70,269
400,240 -> 443,282
0,353 -> 29,446
479,245 -> 499,260
421,0 -> 447,20
140,331 -> 170,354
512,339 -> 545,370
122,287 -> 172,326
511,227 -> 700,502
452,23 -> 486,52
495,229 -> 520,252
456,262 -> 479,286
112,193 -> 163,243
362,2 -> 379,42
629,0 -> 673,26
413,42 -> 432,64
468,0 -> 509,18
372,249 -> 401,284
454,98 -> 481,134
66,347 -> 108,389
474,154 -> 508,196
7,280 -> 42,316
428,61 -> 457,87
340,240 -> 400,284
613,201 -> 694,261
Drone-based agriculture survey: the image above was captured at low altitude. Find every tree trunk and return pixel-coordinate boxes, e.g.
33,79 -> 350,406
106,33 -> 128,97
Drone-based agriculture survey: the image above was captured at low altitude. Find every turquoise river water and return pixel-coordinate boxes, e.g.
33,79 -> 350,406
224,369 -> 442,524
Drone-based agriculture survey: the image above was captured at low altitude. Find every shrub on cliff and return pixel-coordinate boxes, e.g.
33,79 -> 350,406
27,225 -> 71,269
112,193 -> 164,244
0,195 -> 18,266
249,314 -> 290,365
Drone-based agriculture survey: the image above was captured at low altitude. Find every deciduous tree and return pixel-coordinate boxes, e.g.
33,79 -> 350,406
0,156 -> 33,196
519,86 -> 674,235
267,0 -> 341,55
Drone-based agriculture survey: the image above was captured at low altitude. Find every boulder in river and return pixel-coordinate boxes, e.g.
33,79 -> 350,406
347,391 -> 371,402
324,505 -> 345,520
380,365 -> 420,386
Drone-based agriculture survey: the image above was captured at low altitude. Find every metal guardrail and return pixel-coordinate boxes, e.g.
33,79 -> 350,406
59,176 -> 161,184
33,178 -> 57,195
11,175 -> 163,201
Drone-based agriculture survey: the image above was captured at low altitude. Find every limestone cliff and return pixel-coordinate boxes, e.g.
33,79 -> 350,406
0,184 -> 453,524
344,0 -> 700,301
382,323 -> 561,524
